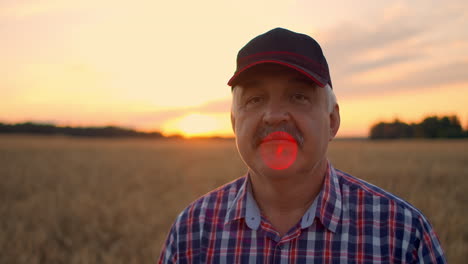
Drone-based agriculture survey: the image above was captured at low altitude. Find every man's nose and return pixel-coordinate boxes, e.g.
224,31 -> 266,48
262,103 -> 291,126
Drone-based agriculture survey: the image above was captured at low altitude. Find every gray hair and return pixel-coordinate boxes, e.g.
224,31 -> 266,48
325,84 -> 337,113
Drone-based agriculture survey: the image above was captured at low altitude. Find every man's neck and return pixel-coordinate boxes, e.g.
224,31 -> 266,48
248,158 -> 328,236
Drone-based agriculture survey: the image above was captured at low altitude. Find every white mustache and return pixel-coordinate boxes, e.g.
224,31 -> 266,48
253,124 -> 304,148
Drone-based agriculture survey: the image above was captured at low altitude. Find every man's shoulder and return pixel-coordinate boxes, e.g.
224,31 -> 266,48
189,175 -> 246,208
334,168 -> 426,218
333,168 -> 446,262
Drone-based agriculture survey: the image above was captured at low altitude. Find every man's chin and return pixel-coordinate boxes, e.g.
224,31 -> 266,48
250,163 -> 297,180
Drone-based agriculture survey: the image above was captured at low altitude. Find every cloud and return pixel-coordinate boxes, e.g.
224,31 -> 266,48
319,1 -> 468,98
127,97 -> 232,127
374,60 -> 468,91
338,53 -> 424,77
323,21 -> 426,67
129,108 -> 190,125
196,99 -> 232,113
341,60 -> 468,97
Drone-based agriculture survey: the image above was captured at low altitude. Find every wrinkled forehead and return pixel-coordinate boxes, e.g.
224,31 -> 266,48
232,63 -> 318,94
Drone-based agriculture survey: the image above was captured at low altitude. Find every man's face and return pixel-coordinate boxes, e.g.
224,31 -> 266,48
231,64 -> 339,178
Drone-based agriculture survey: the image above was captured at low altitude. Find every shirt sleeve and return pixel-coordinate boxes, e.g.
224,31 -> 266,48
157,222 -> 178,264
412,215 -> 447,264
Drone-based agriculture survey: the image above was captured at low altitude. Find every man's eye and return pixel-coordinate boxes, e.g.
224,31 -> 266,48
292,94 -> 308,102
246,97 -> 262,105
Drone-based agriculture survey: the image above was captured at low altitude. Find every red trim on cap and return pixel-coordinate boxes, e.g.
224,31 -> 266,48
227,60 -> 326,87
238,51 -> 327,72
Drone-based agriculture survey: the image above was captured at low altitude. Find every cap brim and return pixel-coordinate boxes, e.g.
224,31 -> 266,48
227,60 -> 327,88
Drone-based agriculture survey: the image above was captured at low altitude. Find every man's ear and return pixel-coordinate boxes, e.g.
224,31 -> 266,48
230,112 -> 236,133
329,104 -> 340,141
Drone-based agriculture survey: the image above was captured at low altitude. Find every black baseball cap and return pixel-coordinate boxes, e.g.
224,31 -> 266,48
228,27 -> 332,89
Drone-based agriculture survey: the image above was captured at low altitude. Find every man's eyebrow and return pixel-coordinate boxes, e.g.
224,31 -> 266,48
236,80 -> 258,100
236,79 -> 262,99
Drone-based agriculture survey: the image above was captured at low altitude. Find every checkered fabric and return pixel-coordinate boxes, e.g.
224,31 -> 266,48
158,163 -> 446,263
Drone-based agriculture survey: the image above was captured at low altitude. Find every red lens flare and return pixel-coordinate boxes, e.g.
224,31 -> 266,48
259,131 -> 298,170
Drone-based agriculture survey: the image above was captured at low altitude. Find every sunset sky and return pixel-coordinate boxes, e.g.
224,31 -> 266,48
2,0 -> 467,137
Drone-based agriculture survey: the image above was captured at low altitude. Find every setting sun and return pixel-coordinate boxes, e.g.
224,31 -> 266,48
161,113 -> 232,138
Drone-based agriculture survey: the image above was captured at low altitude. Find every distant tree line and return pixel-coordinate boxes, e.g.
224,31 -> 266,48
0,122 -> 167,138
370,115 -> 467,139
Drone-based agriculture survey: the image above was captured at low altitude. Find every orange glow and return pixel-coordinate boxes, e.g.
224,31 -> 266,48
337,82 -> 468,137
161,113 -> 233,138
156,82 -> 468,138
1,1 -> 467,138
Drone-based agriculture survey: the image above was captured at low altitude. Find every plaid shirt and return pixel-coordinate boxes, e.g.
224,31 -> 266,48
158,163 -> 446,263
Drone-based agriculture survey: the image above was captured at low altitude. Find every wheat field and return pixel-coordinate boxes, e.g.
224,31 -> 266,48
0,135 -> 466,263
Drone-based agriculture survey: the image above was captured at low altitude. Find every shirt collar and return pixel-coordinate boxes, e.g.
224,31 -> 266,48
224,174 -> 249,225
224,162 -> 342,233
224,175 -> 262,230
245,181 -> 261,230
313,163 -> 342,233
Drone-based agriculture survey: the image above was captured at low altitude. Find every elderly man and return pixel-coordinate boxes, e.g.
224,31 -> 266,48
158,28 -> 446,263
